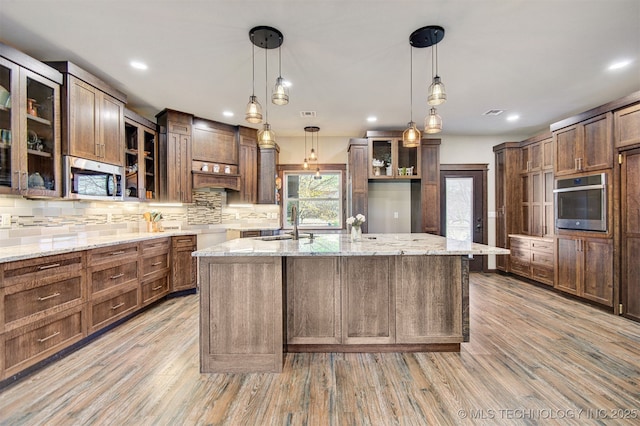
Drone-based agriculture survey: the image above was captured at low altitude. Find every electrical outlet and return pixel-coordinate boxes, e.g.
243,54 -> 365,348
0,213 -> 11,228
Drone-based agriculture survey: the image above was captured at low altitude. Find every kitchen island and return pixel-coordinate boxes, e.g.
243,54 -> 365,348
193,233 -> 509,373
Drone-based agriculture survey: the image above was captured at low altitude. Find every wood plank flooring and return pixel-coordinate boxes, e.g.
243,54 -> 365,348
1,273 -> 639,425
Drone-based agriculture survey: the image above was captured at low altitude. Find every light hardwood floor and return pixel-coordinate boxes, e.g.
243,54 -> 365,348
1,273 -> 639,425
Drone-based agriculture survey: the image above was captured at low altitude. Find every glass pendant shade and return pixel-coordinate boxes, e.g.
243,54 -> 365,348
427,76 -> 447,106
314,167 -> 321,179
245,95 -> 263,123
303,158 -> 309,170
258,123 -> 276,148
424,108 -> 442,134
309,148 -> 317,161
272,77 -> 289,105
402,121 -> 421,147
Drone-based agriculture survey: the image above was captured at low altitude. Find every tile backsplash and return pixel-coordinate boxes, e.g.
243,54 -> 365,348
0,189 -> 280,247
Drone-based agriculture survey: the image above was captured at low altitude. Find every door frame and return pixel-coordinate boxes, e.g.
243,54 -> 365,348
440,164 -> 489,272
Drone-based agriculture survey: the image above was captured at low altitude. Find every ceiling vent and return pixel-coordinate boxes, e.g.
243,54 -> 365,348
483,109 -> 504,116
299,111 -> 316,118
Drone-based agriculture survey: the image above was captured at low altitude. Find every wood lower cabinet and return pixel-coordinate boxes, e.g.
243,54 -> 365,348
171,235 -> 197,292
1,234 -> 196,381
286,257 -> 341,345
509,235 -> 554,286
556,236 -> 613,306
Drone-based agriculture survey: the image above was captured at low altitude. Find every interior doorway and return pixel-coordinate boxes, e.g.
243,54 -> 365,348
440,165 -> 488,272
621,148 -> 640,322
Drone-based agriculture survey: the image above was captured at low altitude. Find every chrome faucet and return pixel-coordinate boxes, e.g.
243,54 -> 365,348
291,205 -> 299,240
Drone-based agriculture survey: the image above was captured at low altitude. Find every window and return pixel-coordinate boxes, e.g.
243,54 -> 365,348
283,171 -> 342,229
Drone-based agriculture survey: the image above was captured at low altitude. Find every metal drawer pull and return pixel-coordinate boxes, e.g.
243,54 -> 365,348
110,251 -> 125,256
37,292 -> 61,301
111,302 -> 125,310
152,285 -> 163,291
38,263 -> 61,270
110,273 -> 125,280
38,331 -> 60,343
152,261 -> 163,266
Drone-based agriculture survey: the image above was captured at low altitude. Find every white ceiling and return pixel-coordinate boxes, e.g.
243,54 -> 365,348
1,0 -> 639,139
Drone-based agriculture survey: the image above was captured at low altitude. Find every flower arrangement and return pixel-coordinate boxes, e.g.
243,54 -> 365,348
346,213 -> 366,228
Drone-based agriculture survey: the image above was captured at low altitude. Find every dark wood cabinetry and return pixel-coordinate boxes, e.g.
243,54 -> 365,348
257,143 -> 279,204
614,102 -> 640,148
234,126 -> 258,204
48,61 -> 126,167
0,44 -> 62,197
367,131 -> 421,179
520,133 -> 554,237
156,109 -> 192,203
192,118 -> 238,166
171,235 -> 197,292
494,143 -> 521,272
419,139 -> 441,234
124,109 -> 158,201
553,112 -> 612,176
347,139 -> 369,233
509,235 -> 554,286
556,236 -> 613,306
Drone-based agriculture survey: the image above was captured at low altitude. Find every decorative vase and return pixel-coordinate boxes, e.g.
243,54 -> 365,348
351,225 -> 362,241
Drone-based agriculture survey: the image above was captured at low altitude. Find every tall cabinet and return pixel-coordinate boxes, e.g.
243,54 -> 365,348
0,43 -> 62,198
493,142 -> 521,273
156,109 -> 192,203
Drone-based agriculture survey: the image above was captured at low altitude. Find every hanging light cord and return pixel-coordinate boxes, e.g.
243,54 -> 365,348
264,39 -> 268,122
251,40 -> 256,96
278,39 -> 283,78
410,44 -> 413,121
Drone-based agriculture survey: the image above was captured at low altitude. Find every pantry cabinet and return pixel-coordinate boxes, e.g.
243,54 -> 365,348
0,44 -> 62,197
493,142 -> 521,272
48,61 -> 126,167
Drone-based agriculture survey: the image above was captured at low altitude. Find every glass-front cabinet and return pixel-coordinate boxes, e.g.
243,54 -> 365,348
368,136 -> 421,179
0,45 -> 61,197
124,109 -> 158,200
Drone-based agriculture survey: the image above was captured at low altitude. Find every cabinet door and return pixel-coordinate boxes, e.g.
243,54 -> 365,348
348,143 -> 369,232
542,171 -> 555,237
192,120 -> 238,165
67,76 -> 98,160
171,237 -> 197,292
530,172 -> 543,236
341,256 -> 395,344
520,174 -> 530,235
555,237 -> 580,295
615,103 -> 640,148
0,57 -> 19,194
257,146 -> 278,204
582,238 -> 613,306
99,92 -> 124,166
286,257 -> 341,345
582,113 -> 612,172
542,137 -> 554,170
396,256 -> 462,343
554,125 -> 579,176
238,140 -> 257,203
166,132 -> 191,203
494,150 -> 508,271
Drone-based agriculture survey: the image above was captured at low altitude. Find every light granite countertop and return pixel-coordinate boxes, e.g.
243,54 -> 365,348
0,231 -> 197,263
193,233 -> 510,257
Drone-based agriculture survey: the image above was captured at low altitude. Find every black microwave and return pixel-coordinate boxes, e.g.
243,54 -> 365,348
554,173 -> 607,232
64,156 -> 124,201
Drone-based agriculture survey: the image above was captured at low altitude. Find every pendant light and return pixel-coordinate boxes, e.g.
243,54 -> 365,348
258,41 -> 276,148
272,39 -> 289,105
410,25 -> 446,134
245,41 -> 262,124
402,44 -> 421,148
302,129 -> 309,169
305,126 -> 322,179
427,27 -> 446,106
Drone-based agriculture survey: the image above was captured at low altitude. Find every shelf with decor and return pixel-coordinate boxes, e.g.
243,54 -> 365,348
366,131 -> 421,179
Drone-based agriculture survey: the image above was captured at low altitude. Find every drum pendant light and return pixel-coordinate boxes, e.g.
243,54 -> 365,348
427,30 -> 447,106
402,44 -> 421,148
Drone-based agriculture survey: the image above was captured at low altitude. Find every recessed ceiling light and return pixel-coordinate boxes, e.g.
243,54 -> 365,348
367,116 -> 377,123
506,114 -> 520,122
608,59 -> 632,71
223,111 -> 234,117
130,61 -> 148,70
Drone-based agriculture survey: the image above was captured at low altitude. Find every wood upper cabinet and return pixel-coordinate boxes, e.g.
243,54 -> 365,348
0,45 -> 62,198
257,143 -> 279,204
124,109 -> 158,200
236,126 -> 258,204
347,139 -> 369,233
554,112 -> 612,176
286,257 -> 341,345
48,62 -> 126,167
171,235 -> 197,292
555,236 -> 613,306
192,118 -> 238,165
519,134 -> 554,237
614,102 -> 640,148
368,135 -> 421,179
156,109 -> 192,203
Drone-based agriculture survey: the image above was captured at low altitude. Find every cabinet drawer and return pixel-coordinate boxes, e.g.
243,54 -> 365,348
90,288 -> 138,330
88,243 -> 138,266
510,259 -> 531,277
4,276 -> 83,327
532,265 -> 554,286
168,121 -> 191,136
3,305 -> 84,373
531,250 -> 554,266
141,238 -> 170,255
141,276 -> 169,306
531,239 -> 554,252
89,260 -> 138,295
142,253 -> 169,278
509,237 -> 530,250
172,235 -> 196,248
2,252 -> 84,288
510,247 -> 530,262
